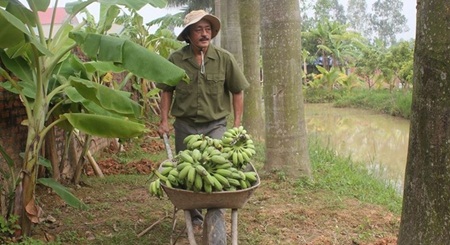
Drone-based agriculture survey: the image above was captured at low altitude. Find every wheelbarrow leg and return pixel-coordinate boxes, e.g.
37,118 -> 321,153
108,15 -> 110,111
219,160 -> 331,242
184,210 -> 198,245
202,208 -> 227,245
231,209 -> 238,245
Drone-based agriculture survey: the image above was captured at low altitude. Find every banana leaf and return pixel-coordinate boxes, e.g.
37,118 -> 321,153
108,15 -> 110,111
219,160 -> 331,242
0,8 -> 51,55
69,32 -> 189,87
62,113 -> 148,138
37,178 -> 87,210
70,77 -> 142,119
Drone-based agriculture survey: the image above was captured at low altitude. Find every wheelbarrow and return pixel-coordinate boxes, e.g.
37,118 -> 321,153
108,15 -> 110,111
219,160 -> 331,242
161,134 -> 260,245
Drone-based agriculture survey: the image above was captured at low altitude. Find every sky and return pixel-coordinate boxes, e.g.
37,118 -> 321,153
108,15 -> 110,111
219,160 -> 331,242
40,0 -> 417,40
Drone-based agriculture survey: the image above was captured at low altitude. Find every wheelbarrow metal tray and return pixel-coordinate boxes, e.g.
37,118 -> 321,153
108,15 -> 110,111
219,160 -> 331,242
161,163 -> 260,210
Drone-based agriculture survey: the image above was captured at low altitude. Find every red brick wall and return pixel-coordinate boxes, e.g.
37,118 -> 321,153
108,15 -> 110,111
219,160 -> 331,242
0,89 -> 28,165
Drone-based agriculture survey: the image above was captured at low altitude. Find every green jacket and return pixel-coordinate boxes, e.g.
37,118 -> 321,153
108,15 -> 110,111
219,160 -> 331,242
157,44 -> 249,123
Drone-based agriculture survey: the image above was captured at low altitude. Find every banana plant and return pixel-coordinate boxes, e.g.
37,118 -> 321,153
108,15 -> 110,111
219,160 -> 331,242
0,0 -> 187,236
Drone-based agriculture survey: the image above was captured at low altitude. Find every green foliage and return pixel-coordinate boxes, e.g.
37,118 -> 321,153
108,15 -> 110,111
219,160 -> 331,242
333,89 -> 412,119
0,215 -> 20,236
304,88 -> 412,119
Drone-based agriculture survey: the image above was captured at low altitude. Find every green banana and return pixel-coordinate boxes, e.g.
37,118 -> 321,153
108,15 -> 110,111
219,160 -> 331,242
237,151 -> 244,164
210,155 -> 229,164
200,139 -> 208,151
213,173 -> 231,188
159,166 -> 173,176
232,151 -> 239,165
176,161 -> 192,171
183,134 -> 195,144
165,179 -> 173,188
195,164 -> 208,176
237,170 -> 247,180
239,179 -> 248,189
222,137 -> 234,145
227,178 -> 241,187
153,170 -> 168,182
187,166 -> 197,190
203,173 -> 215,187
148,181 -> 156,196
178,164 -> 192,181
190,140 -> 203,149
214,162 -> 233,169
240,150 -> 251,162
244,171 -> 258,183
179,150 -> 194,163
168,174 -> 179,186
155,179 -> 163,198
203,180 -> 213,193
213,139 -> 222,149
210,175 -> 223,191
194,174 -> 203,191
161,160 -> 175,168
214,168 -> 233,177
192,149 -> 202,161
187,134 -> 201,147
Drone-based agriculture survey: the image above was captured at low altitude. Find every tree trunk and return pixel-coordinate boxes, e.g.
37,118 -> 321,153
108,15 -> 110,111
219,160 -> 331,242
45,124 -> 60,181
17,129 -> 40,236
260,0 -> 312,178
239,0 -> 265,142
397,1 -> 450,244
223,0 -> 243,68
214,0 -> 221,47
219,1 -> 228,49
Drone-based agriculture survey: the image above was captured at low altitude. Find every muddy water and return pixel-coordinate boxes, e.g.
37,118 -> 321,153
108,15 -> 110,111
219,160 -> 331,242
304,103 -> 410,192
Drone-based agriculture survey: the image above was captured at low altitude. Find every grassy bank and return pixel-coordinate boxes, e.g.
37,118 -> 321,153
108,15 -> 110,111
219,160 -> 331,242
304,88 -> 412,119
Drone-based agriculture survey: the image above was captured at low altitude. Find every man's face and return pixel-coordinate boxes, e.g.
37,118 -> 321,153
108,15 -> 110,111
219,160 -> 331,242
188,19 -> 212,50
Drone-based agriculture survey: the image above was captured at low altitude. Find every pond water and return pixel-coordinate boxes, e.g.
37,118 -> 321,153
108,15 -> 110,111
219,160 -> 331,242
304,103 -> 410,192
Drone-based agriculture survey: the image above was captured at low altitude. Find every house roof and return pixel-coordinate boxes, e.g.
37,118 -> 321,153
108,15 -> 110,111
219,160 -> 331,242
38,7 -> 79,25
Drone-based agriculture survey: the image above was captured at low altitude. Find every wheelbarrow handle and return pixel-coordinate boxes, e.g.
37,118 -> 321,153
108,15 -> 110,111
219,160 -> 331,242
163,133 -> 173,160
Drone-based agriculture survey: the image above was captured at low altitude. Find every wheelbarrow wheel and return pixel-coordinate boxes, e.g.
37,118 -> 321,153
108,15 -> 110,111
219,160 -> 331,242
202,208 -> 227,245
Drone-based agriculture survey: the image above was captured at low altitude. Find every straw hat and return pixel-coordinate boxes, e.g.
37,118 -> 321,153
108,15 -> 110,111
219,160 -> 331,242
177,10 -> 221,41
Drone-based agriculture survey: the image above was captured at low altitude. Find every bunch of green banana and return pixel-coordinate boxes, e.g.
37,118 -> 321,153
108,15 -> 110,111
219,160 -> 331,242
149,128 -> 259,195
221,126 -> 256,169
209,165 -> 259,191
148,160 -> 178,198
183,134 -> 223,152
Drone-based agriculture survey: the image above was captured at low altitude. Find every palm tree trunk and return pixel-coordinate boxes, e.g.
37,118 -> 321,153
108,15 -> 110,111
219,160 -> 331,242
239,0 -> 265,141
260,0 -> 312,178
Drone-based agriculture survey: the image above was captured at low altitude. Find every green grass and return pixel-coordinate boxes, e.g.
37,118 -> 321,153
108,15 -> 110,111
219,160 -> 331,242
303,138 -> 403,214
305,88 -> 412,119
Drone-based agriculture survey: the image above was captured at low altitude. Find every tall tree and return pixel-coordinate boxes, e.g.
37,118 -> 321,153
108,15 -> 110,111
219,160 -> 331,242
346,0 -> 371,38
313,0 -> 346,25
222,0 -> 243,67
370,0 -> 408,46
260,0 -> 311,178
239,0 -> 265,141
397,0 -> 450,243
299,0 -> 315,31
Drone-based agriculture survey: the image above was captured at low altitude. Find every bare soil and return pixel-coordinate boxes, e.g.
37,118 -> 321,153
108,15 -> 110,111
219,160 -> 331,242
29,131 -> 400,245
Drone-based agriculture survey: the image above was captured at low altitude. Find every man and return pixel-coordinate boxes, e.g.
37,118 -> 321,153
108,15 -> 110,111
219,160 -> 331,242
157,10 -> 250,226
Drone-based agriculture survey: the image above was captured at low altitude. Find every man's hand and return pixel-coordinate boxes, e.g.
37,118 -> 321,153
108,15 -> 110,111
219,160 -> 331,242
158,121 -> 170,138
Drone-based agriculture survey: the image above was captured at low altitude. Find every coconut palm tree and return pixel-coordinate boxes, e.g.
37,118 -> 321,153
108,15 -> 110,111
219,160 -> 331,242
260,0 -> 312,178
